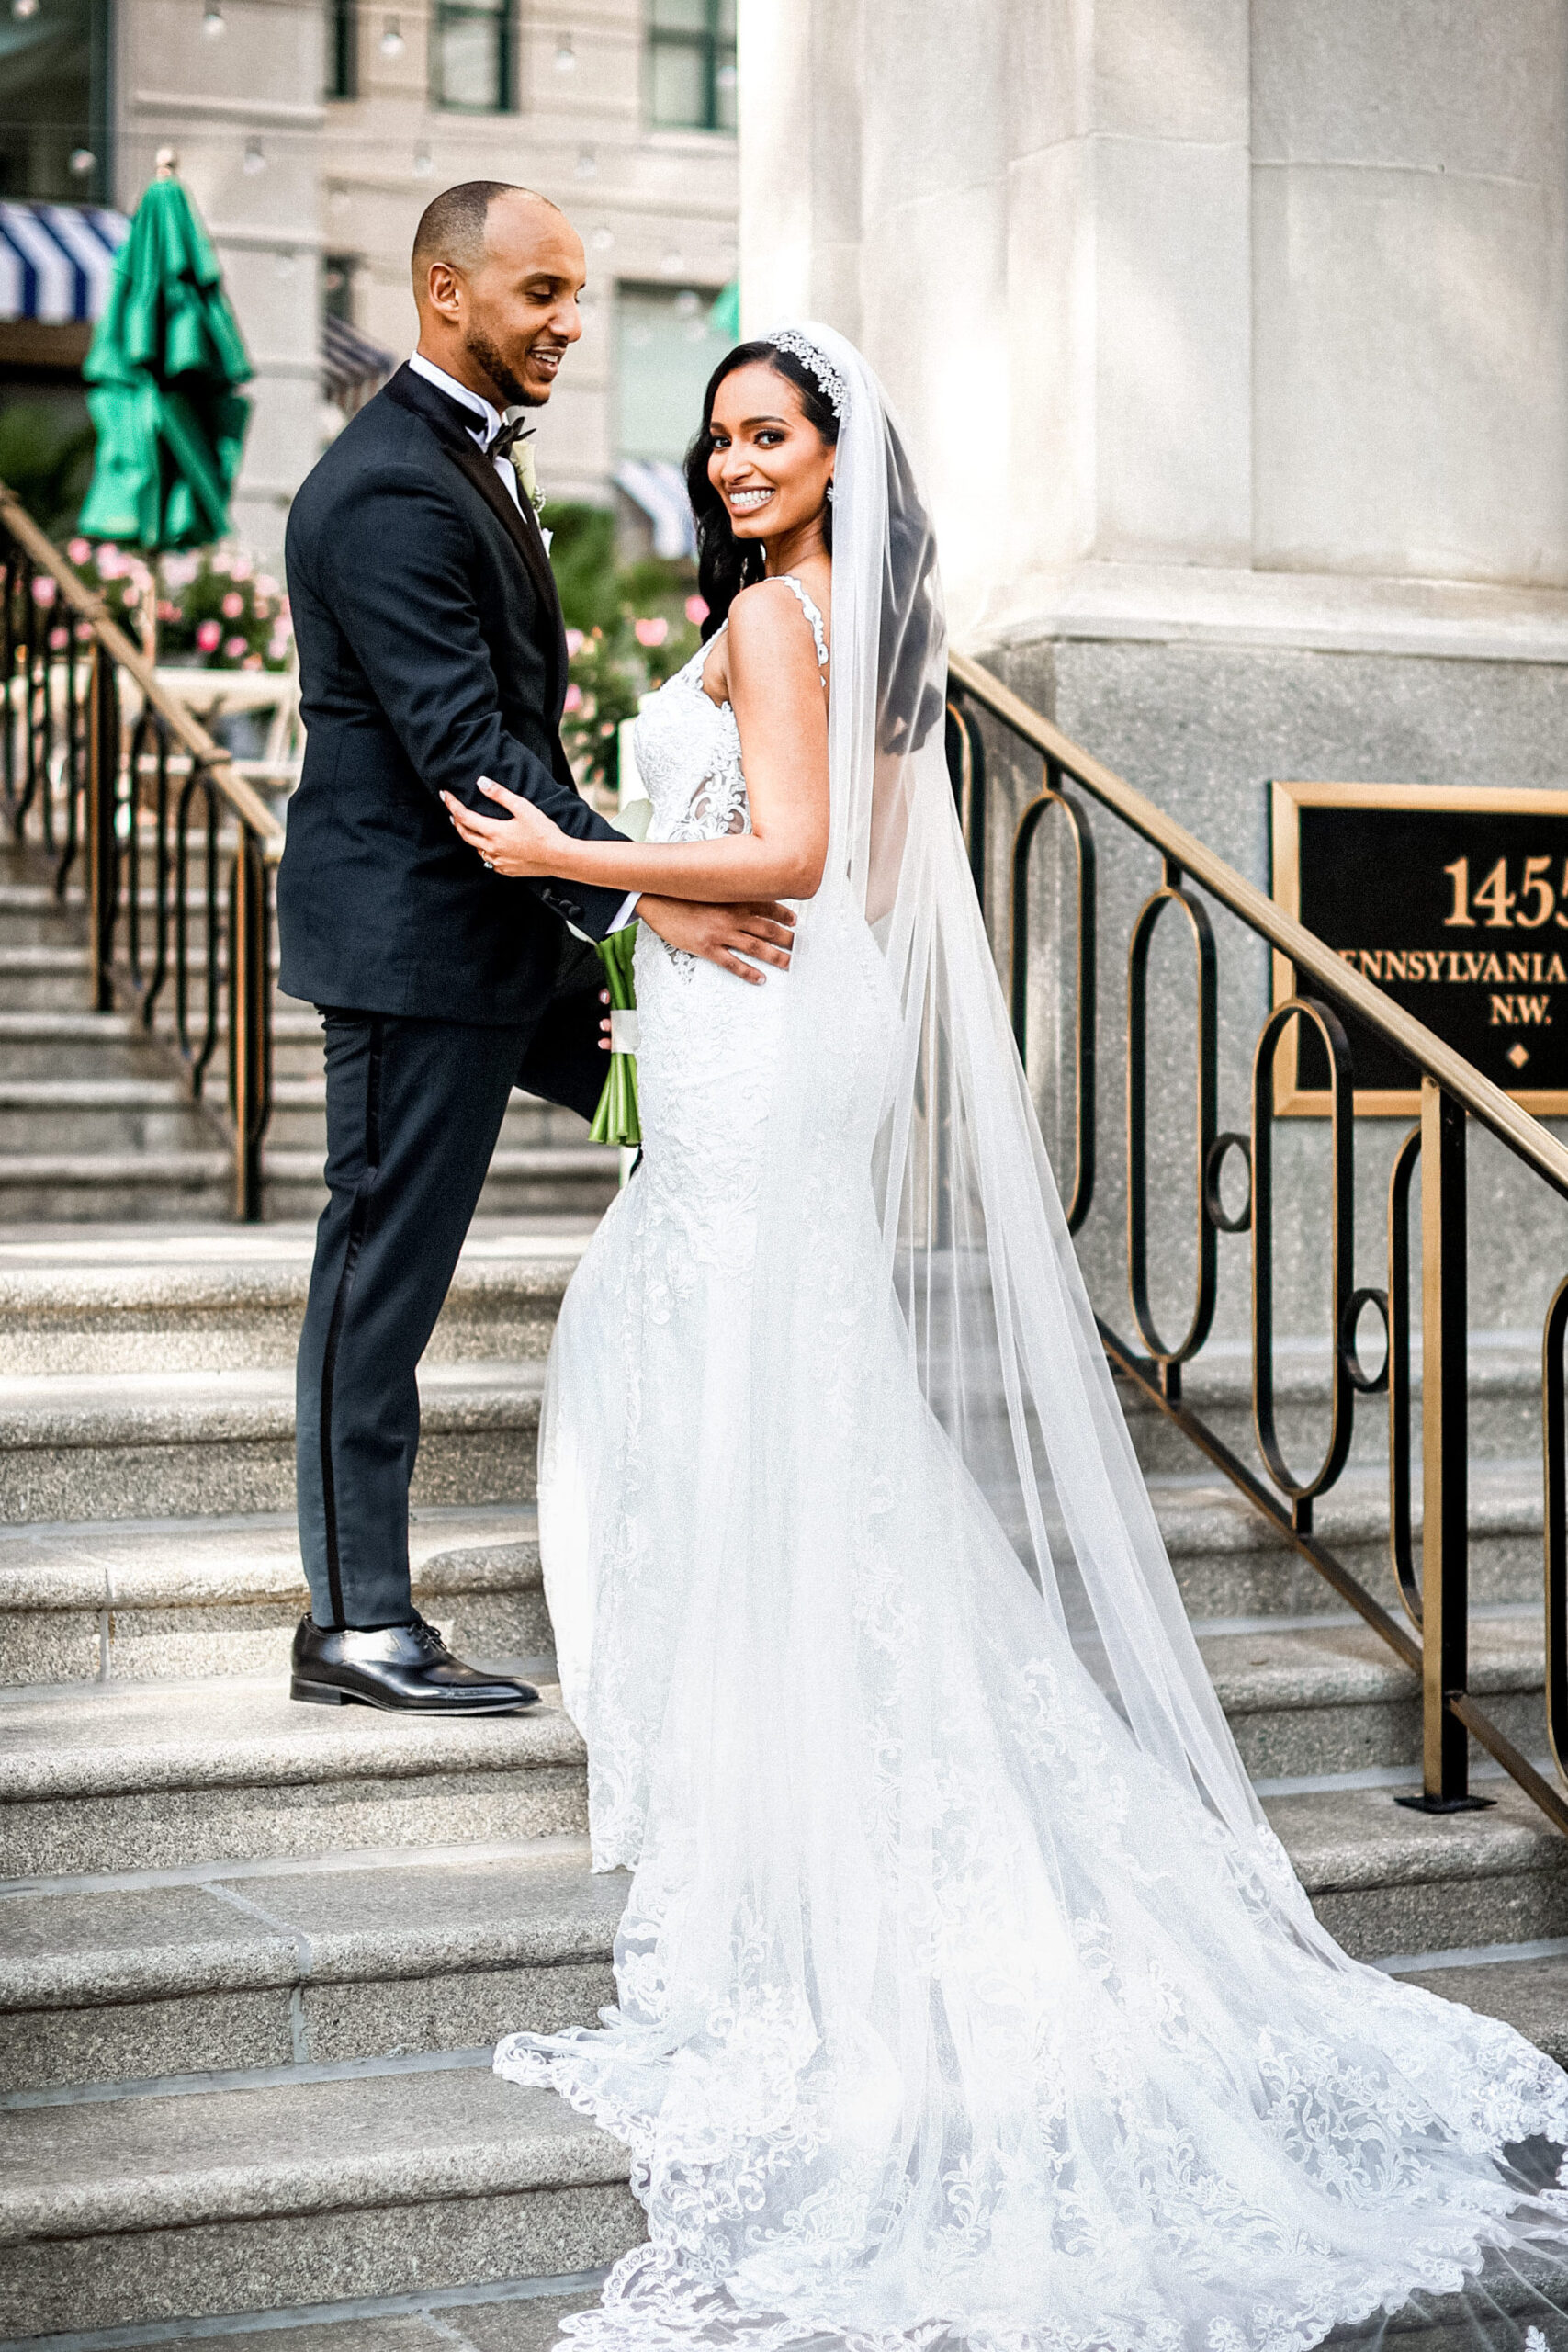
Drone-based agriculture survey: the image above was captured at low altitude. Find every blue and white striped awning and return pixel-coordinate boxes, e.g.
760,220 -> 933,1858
0,203 -> 129,325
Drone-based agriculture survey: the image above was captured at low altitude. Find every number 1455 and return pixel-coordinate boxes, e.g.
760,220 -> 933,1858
1443,856 -> 1568,930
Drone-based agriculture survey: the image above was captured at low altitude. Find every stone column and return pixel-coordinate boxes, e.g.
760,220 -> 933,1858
737,0 -> 1568,1371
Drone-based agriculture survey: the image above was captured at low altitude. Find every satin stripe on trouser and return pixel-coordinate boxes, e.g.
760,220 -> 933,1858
293,947 -> 606,1630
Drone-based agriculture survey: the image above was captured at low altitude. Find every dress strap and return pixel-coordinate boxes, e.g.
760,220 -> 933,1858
776,574 -> 829,672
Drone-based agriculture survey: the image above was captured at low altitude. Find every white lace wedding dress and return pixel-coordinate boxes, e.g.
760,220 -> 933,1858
497,334 -> 1568,2352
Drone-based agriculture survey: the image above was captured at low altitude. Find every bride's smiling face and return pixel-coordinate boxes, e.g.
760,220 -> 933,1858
706,364 -> 836,545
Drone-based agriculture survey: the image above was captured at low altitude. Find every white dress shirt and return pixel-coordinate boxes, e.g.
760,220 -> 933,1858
409,350 -> 525,512
409,351 -> 637,935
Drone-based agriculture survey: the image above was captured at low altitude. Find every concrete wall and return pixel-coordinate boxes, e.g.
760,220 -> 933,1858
737,0 -> 1568,1363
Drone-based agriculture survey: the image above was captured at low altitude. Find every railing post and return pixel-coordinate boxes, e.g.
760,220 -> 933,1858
87,642 -> 117,1012
228,826 -> 269,1222
1403,1078 -> 1485,1810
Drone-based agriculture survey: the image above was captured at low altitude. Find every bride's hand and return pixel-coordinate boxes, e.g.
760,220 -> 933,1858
441,781 -> 567,878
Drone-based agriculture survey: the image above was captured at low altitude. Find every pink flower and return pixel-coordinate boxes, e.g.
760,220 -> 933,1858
223,635 -> 247,659
242,652 -> 263,671
685,594 -> 708,626
67,537 -> 90,565
31,576 -> 56,606
221,591 -> 244,619
74,620 -> 92,642
255,573 -> 278,597
48,626 -> 68,650
565,628 -> 584,657
563,683 -> 583,712
97,548 -> 125,579
634,616 -> 668,648
229,555 -> 252,582
196,619 -> 221,651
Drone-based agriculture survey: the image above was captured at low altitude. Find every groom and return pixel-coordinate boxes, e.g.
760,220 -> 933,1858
279,181 -> 794,1712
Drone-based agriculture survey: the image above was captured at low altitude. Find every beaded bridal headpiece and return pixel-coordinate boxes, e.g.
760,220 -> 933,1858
765,329 -> 848,421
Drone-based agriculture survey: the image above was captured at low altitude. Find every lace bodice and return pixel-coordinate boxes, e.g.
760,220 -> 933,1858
629,575 -> 828,845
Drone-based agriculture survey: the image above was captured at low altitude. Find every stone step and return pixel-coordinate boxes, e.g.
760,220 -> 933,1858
264,1080 -> 601,1155
0,1009 -> 319,1079
0,1149 -> 236,1222
0,1502 -> 550,1687
7,1813 -> 1565,2107
6,1652 -> 1568,1933
0,1358 -> 545,1526
64,2281 -> 611,2350
262,1148 -> 618,1224
0,1836 -> 624,2095
1159,1457 -> 1543,1618
1122,1334 -> 1543,1474
0,1678 -> 588,1878
0,1154 -> 615,1223
0,883 -> 85,947
1272,1777 -> 1568,1959
1200,1611 -> 1546,1781
10,1804 -> 1568,2106
0,942 -> 92,1009
0,1220 -> 586,1375
0,2064 -> 641,2338
0,1078 -> 227,1155
0,1489 -> 1544,1789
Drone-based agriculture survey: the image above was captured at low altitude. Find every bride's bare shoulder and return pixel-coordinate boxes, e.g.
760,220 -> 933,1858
726,576 -> 827,670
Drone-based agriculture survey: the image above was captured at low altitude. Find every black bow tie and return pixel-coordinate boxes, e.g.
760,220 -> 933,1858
491,415 -> 534,460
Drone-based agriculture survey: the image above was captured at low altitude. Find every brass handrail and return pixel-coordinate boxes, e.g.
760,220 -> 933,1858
947,648 -> 1568,1837
0,487 -> 285,857
950,650 -> 1568,1203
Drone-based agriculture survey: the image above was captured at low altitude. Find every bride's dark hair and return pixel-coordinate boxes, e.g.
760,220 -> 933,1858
683,341 -> 839,643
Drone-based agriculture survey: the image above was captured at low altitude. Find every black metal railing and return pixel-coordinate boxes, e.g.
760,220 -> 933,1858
0,486 -> 284,1217
946,650 -> 1568,1835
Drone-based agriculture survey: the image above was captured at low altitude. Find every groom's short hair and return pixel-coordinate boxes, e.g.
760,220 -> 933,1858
412,181 -> 560,278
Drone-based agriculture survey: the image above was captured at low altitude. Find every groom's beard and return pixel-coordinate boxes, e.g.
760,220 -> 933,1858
463,324 -> 542,410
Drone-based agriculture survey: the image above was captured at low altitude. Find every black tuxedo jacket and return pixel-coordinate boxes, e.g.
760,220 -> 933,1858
277,363 -> 626,1025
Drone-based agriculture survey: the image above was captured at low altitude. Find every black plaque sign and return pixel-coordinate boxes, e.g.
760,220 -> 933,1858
1269,781 -> 1568,1116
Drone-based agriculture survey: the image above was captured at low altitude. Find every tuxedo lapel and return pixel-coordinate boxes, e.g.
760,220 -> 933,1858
383,366 -> 569,716
443,439 -> 570,710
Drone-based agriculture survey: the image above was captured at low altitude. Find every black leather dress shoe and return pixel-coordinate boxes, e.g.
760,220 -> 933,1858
289,1613 -> 539,1713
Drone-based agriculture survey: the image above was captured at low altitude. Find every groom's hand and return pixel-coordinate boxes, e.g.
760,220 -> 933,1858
635,896 -> 795,984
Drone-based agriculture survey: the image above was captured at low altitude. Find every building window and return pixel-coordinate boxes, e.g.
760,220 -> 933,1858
327,0 -> 358,100
433,0 -> 515,112
323,254 -> 356,323
616,283 -> 735,465
0,0 -> 110,203
646,0 -> 736,133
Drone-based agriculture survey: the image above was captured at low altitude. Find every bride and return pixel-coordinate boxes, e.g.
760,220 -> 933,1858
444,326 -> 1568,2352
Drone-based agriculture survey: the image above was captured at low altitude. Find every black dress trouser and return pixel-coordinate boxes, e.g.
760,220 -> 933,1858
294,937 -> 604,1630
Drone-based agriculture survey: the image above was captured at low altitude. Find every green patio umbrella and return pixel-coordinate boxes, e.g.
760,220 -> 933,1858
77,155 -> 253,553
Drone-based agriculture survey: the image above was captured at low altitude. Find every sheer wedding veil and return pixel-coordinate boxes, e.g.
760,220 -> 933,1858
765,322 -> 1265,1848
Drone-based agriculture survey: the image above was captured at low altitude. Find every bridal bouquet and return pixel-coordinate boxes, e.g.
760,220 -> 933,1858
590,924 -> 640,1148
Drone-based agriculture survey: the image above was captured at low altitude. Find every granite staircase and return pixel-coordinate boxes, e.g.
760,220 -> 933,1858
2,1216 -> 1568,2345
0,842 -> 620,1225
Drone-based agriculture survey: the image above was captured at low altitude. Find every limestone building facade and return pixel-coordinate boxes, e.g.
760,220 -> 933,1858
1,0 -> 739,558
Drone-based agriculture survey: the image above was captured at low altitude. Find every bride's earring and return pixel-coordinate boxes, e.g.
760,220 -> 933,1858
826,481 -> 835,504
